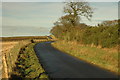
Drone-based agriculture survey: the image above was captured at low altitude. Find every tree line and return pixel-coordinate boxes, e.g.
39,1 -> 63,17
50,2 -> 119,48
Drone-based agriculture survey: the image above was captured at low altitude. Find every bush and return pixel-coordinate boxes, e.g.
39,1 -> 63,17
50,20 -> 118,48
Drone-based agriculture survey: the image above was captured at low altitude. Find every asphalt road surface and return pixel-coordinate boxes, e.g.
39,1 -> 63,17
34,41 -> 118,79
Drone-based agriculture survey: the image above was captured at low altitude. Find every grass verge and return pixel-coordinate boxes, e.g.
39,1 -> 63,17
10,43 -> 48,79
2,40 -> 31,78
51,40 -> 118,74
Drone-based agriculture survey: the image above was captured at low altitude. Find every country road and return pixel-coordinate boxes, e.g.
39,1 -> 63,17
34,41 -> 118,79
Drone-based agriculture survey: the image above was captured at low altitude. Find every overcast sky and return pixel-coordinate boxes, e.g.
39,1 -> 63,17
0,1 -> 118,37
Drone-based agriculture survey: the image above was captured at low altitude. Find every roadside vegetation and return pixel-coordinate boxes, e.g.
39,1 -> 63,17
10,43 -> 48,79
50,2 -> 119,74
2,37 -> 54,79
52,41 -> 118,74
51,20 -> 118,48
2,40 -> 31,78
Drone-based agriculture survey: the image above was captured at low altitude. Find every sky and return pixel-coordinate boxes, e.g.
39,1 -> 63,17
0,1 -> 119,37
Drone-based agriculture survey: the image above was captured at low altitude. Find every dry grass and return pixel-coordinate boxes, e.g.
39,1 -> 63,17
0,37 -> 54,79
1,40 -> 31,78
1,41 -> 19,52
52,40 -> 118,74
0,41 -> 19,78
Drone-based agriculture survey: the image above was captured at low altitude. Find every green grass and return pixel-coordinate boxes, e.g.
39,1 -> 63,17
11,43 -> 48,79
52,40 -> 118,74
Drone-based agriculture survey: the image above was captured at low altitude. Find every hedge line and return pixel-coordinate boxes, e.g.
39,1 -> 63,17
51,21 -> 118,48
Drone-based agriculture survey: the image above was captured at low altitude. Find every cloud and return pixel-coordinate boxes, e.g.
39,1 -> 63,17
1,2 -> 118,36
2,26 -> 51,37
2,0 -> 64,2
2,2 -> 64,27
81,2 -> 118,25
90,2 -> 118,20
2,2 -> 64,16
2,2 -> 118,27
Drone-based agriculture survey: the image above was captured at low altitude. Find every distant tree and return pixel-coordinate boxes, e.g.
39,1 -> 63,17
63,2 -> 93,26
99,20 -> 118,27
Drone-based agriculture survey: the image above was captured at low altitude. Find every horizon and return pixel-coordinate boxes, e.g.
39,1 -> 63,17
1,2 -> 118,37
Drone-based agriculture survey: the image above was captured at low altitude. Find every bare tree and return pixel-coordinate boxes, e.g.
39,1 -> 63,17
64,1 -> 93,26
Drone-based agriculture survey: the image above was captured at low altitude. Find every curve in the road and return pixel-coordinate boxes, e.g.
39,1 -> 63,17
34,41 -> 118,79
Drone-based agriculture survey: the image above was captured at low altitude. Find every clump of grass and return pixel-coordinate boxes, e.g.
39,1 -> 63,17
52,40 -> 118,74
11,43 -> 48,79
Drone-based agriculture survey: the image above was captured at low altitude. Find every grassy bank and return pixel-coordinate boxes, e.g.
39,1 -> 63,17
11,43 -> 48,79
2,40 -> 31,78
52,40 -> 118,74
2,36 -> 55,78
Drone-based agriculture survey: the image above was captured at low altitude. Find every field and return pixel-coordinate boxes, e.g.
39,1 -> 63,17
0,36 -> 53,79
1,41 -> 19,78
1,35 -> 118,79
1,36 -> 48,41
52,40 -> 119,74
